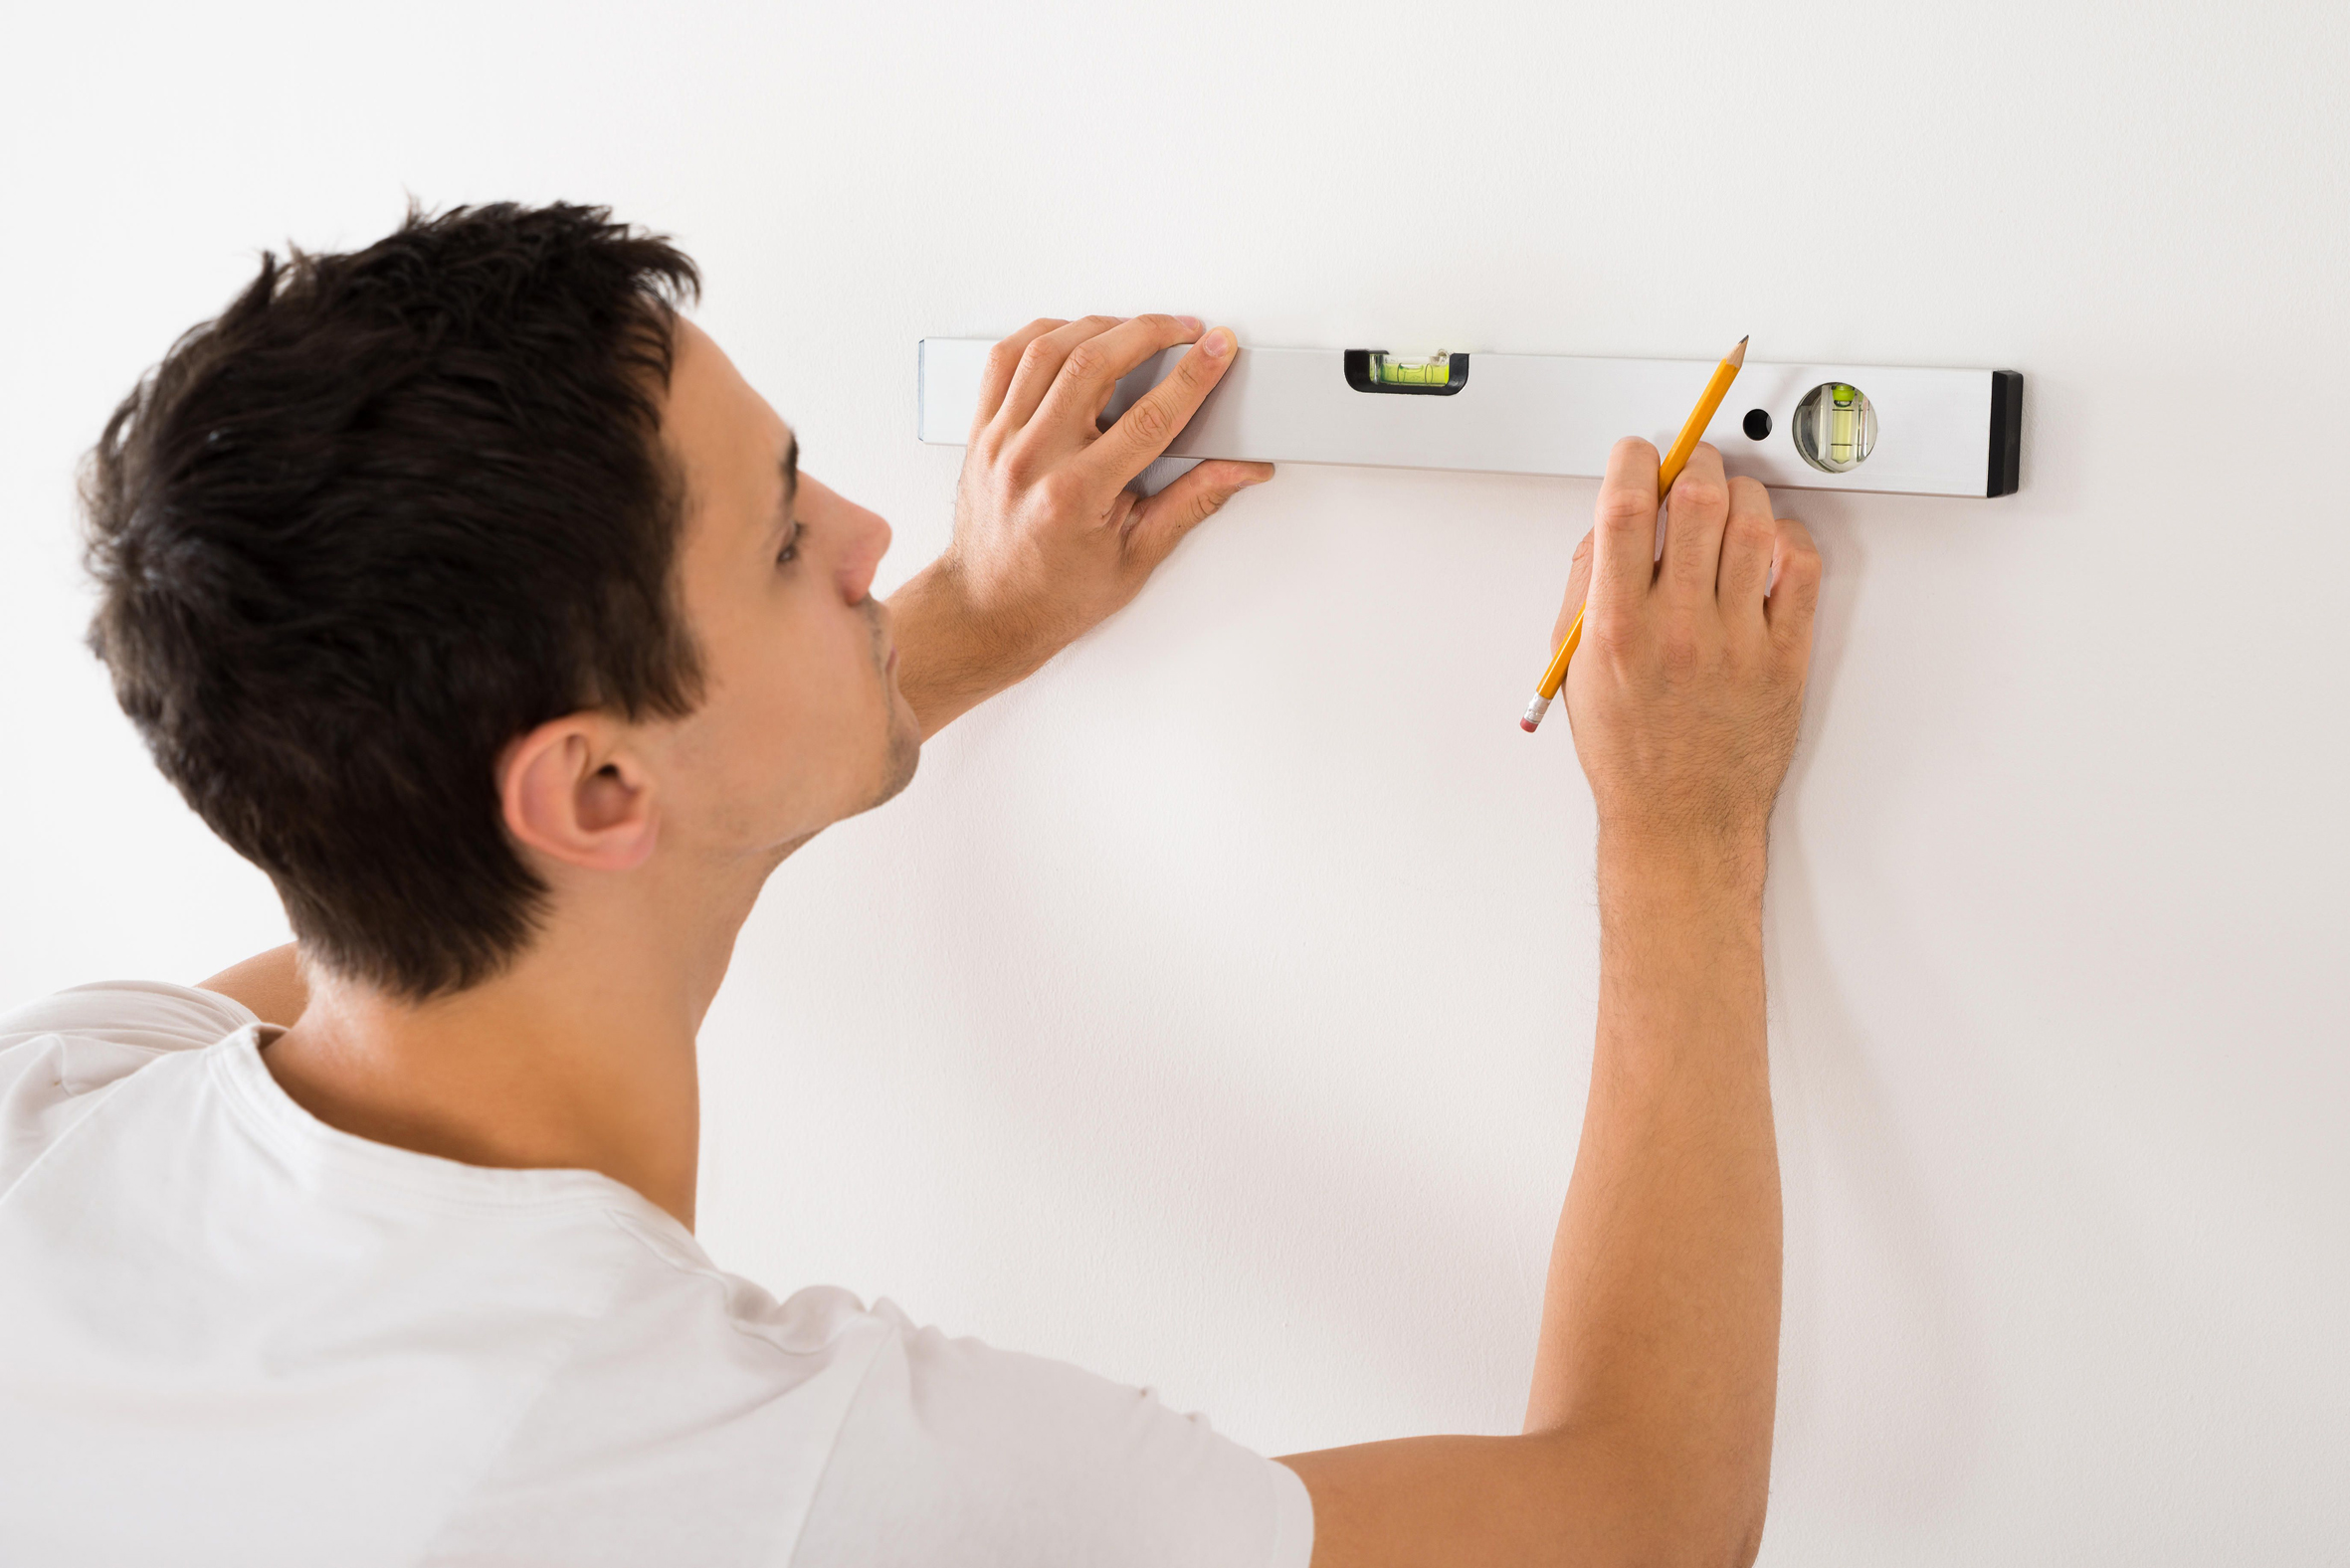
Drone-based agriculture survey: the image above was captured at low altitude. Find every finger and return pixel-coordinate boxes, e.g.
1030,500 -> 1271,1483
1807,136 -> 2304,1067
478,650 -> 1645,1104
1103,487 -> 1142,540
1551,528 -> 1595,651
1715,476 -> 1777,619
1032,312 -> 1203,436
1077,325 -> 1242,492
1590,437 -> 1662,619
997,314 -> 1125,430
972,318 -> 1067,432
1764,515 -> 1823,650
1659,443 -> 1732,602
1120,458 -> 1273,574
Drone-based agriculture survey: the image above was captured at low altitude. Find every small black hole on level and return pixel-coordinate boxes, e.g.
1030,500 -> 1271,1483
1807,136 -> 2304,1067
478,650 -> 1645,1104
1742,408 -> 1772,441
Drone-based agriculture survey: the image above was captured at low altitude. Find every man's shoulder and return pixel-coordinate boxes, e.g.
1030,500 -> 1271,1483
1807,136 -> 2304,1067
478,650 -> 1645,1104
0,979 -> 254,1196
0,977 -> 256,1066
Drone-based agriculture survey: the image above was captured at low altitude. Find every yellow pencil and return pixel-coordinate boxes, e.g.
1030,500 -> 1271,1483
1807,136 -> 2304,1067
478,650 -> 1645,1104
1519,335 -> 1749,732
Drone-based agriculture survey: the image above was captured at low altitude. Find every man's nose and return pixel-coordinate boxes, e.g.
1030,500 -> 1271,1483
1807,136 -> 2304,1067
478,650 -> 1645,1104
841,507 -> 891,603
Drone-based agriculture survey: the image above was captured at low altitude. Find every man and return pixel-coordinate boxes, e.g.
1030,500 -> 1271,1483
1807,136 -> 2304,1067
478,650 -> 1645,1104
0,203 -> 1820,1565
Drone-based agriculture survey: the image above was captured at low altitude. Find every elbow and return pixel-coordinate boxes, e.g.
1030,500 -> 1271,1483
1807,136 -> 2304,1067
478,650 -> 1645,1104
1630,1510 -> 1768,1568
1702,1480 -> 1772,1568
1613,1485 -> 1770,1568
1723,1500 -> 1769,1568
1522,1426 -> 1773,1568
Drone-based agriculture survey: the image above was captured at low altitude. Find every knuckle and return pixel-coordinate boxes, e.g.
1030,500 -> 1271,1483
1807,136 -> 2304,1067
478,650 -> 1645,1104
1036,471 -> 1088,515
1121,397 -> 1171,445
1061,342 -> 1108,384
1774,578 -> 1821,620
1672,478 -> 1729,515
1658,629 -> 1702,677
1585,611 -> 1637,658
997,444 -> 1045,488
1597,490 -> 1657,528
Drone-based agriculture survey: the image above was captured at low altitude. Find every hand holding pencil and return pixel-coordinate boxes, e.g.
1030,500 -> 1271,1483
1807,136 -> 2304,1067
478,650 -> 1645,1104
1521,335 -> 1750,733
1525,364 -> 1825,846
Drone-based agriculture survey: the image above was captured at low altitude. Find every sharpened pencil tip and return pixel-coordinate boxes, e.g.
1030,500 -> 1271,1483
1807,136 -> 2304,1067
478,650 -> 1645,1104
1727,335 -> 1749,367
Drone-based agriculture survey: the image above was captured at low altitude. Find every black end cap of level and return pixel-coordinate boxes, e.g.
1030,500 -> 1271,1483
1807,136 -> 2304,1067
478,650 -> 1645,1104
1988,371 -> 2023,496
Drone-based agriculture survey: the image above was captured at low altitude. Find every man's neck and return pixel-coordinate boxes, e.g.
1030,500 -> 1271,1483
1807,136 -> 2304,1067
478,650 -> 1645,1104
263,868 -> 763,1230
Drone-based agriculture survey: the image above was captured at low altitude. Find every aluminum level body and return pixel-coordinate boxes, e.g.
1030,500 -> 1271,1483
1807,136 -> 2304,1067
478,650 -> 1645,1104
917,339 -> 2023,498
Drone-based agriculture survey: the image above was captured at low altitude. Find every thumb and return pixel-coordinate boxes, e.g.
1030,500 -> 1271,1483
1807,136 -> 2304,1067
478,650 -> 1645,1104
1121,460 -> 1273,574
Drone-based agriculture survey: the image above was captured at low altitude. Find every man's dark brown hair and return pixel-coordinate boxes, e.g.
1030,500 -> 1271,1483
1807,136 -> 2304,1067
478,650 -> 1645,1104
84,203 -> 704,999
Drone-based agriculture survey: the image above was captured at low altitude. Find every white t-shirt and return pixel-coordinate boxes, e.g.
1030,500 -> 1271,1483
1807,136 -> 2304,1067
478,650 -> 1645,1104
0,981 -> 1313,1567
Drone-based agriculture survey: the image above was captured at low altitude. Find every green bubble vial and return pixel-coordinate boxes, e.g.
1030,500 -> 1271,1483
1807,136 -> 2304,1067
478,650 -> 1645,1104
1370,350 -> 1458,388
1793,381 -> 1877,473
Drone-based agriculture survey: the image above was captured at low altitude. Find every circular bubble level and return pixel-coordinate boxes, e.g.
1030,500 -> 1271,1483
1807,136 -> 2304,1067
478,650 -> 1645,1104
1793,382 -> 1876,473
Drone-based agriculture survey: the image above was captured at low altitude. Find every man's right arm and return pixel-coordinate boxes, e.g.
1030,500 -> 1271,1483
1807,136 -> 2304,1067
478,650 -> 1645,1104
1277,439 -> 1822,1568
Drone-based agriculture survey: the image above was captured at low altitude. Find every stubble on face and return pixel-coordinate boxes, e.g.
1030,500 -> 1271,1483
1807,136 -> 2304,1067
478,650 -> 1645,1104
865,596 -> 920,813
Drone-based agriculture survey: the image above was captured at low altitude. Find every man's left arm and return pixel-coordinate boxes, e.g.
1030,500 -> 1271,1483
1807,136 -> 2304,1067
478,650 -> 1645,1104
887,313 -> 1271,737
199,942 -> 307,1027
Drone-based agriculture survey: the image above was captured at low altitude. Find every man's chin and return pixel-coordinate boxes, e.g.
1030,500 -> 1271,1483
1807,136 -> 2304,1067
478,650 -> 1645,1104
865,705 -> 921,815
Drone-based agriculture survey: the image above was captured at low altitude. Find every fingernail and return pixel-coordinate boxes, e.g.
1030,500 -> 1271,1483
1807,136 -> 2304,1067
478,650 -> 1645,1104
1176,314 -> 1203,333
1200,327 -> 1233,359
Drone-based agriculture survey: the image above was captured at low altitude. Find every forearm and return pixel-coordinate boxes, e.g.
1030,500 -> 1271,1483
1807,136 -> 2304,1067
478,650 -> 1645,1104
884,558 -> 1051,740
1524,829 -> 1782,1548
1274,447 -> 1813,1565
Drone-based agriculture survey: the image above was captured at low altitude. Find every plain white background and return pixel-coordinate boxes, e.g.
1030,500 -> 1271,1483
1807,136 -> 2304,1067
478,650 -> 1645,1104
4,2 -> 2344,1560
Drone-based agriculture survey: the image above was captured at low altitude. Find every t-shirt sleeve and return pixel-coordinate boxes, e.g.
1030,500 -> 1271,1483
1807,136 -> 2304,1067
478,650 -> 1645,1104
0,980 -> 256,1057
788,1300 -> 1313,1568
0,981 -> 259,1197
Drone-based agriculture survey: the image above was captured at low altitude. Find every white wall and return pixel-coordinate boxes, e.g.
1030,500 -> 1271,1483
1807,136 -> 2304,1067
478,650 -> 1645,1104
5,2 -> 2344,1559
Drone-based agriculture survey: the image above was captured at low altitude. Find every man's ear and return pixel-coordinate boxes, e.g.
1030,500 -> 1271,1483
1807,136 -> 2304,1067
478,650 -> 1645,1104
498,715 -> 659,873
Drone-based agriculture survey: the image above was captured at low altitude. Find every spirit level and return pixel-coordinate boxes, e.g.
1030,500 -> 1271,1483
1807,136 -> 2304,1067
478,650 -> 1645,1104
917,339 -> 2023,497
